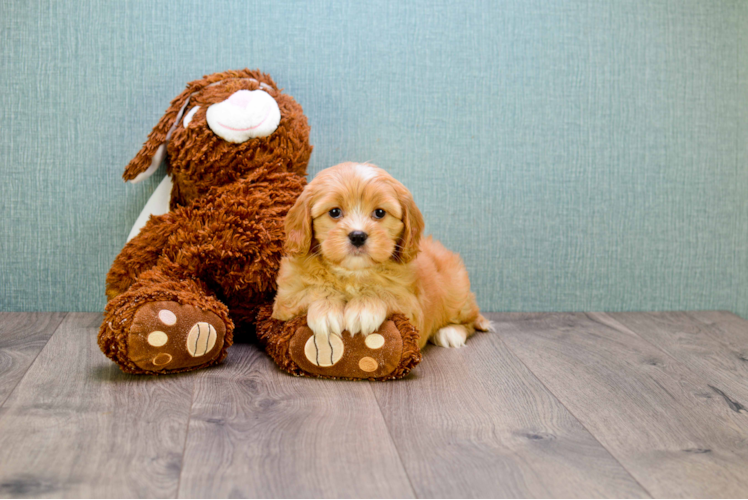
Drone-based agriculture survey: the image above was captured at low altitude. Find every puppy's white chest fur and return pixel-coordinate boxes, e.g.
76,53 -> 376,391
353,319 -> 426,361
343,282 -> 364,297
325,263 -> 416,301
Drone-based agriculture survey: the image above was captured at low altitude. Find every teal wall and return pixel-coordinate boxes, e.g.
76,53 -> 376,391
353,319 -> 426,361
2,1 -> 747,316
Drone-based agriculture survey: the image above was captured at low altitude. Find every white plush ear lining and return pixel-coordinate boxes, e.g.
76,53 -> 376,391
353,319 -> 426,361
128,96 -> 193,184
127,176 -> 173,241
130,144 -> 166,184
183,106 -> 200,128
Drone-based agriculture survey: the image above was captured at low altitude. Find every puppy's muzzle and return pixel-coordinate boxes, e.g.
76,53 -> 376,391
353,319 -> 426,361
348,231 -> 368,247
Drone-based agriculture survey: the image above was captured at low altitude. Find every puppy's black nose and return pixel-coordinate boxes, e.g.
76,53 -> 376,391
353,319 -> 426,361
348,231 -> 368,247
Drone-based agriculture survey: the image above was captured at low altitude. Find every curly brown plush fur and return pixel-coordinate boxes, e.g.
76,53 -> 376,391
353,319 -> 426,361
100,170 -> 306,374
99,69 -> 421,378
122,69 -> 311,208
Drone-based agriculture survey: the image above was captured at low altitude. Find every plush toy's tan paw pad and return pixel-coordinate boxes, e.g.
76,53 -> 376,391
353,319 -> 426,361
358,356 -> 378,372
186,322 -> 218,357
128,301 -> 226,372
304,332 -> 345,367
289,321 -> 403,379
364,333 -> 385,349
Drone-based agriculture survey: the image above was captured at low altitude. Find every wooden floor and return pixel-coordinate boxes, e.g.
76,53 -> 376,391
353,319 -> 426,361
1,312 -> 747,498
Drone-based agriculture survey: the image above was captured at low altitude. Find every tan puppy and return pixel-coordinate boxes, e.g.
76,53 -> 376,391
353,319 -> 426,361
272,162 -> 490,349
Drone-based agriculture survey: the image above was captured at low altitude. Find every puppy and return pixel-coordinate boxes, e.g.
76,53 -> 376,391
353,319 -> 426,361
272,162 -> 490,349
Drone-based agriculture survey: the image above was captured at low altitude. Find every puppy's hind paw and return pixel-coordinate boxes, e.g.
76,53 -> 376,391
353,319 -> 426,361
474,314 -> 494,332
431,325 -> 469,348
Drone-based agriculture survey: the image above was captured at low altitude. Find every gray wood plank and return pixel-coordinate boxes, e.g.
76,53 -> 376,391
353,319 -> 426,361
0,312 -> 66,406
0,313 -> 194,499
493,312 -> 748,498
604,311 -> 748,422
370,329 -> 649,498
178,342 -> 414,498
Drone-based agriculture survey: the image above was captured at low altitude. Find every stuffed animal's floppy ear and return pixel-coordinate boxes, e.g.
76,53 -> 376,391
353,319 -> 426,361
284,187 -> 314,257
123,86 -> 194,183
393,183 -> 425,264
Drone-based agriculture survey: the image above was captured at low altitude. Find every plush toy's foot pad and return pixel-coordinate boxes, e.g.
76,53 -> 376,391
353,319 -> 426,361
289,321 -> 404,379
128,301 -> 226,372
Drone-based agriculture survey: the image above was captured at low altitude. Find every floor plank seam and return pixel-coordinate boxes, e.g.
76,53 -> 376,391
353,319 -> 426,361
685,311 -> 747,352
595,312 -> 748,412
0,312 -> 67,411
174,374 -> 198,499
588,313 -> 686,368
367,381 -> 419,499
606,311 -> 748,416
491,318 -> 655,499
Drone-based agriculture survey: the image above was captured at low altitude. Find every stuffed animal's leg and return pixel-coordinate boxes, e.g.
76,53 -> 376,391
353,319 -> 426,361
99,268 -> 234,374
105,212 -> 178,301
256,306 -> 422,380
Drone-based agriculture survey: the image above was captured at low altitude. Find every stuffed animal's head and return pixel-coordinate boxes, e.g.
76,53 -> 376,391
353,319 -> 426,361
123,69 -> 312,207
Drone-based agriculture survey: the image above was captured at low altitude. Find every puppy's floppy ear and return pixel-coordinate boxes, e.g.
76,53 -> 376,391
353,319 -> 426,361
393,182 -> 424,263
284,186 -> 314,256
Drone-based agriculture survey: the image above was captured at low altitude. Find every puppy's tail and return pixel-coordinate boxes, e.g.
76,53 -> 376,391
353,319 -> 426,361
474,314 -> 494,333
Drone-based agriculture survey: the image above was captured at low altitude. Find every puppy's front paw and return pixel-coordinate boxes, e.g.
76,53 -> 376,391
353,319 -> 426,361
344,298 -> 387,336
307,300 -> 345,337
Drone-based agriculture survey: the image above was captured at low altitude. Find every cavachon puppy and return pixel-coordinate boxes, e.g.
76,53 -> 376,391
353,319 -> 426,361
272,162 -> 491,350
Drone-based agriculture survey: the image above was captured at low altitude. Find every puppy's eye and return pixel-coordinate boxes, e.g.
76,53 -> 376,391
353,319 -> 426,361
329,208 -> 342,219
373,209 -> 386,219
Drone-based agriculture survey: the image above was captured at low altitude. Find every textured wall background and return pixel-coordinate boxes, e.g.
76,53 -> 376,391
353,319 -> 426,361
1,0 -> 746,316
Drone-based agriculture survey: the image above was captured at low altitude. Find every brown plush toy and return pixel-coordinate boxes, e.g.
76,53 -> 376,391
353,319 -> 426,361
99,69 -> 421,379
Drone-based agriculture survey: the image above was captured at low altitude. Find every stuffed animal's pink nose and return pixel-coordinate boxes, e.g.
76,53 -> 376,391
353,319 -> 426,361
227,90 -> 254,109
207,89 -> 281,143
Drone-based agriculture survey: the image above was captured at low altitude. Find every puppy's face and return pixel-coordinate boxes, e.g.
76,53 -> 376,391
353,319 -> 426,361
312,166 -> 404,270
285,163 -> 424,270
